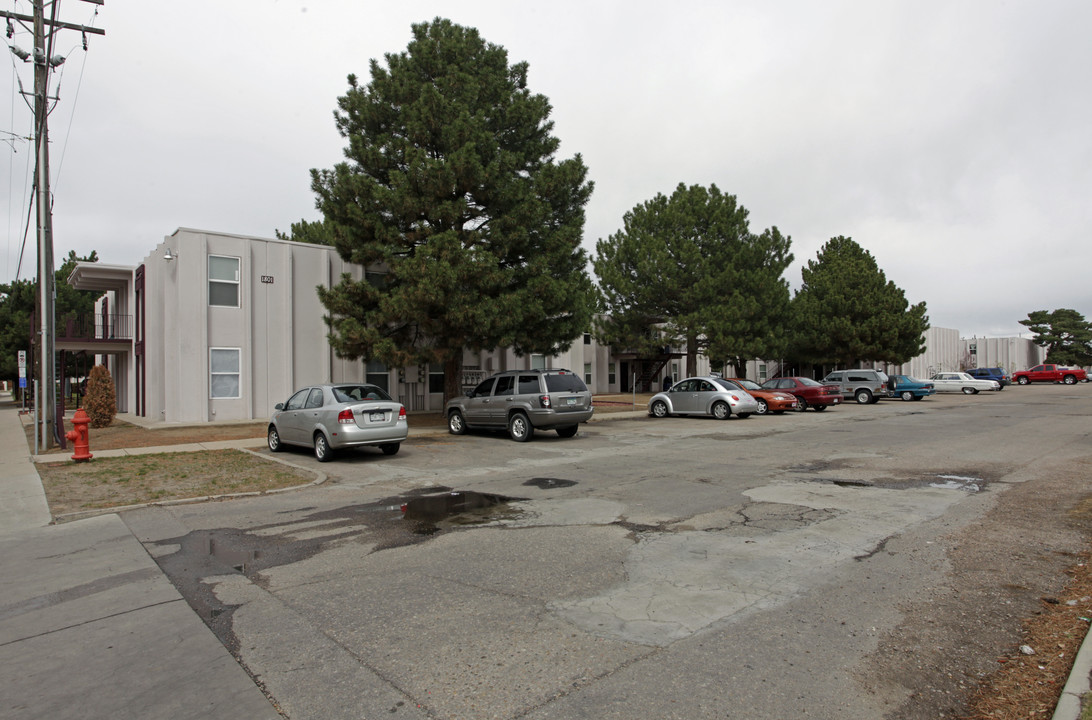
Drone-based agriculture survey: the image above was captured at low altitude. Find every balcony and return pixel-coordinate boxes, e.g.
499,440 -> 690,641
30,313 -> 135,352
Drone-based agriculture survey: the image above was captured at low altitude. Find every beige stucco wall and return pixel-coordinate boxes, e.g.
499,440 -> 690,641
142,229 -> 367,423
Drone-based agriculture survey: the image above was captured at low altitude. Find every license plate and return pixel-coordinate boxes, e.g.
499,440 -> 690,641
369,411 -> 385,421
566,397 -> 577,406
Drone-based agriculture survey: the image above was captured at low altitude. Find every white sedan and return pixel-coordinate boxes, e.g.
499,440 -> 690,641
928,372 -> 1001,395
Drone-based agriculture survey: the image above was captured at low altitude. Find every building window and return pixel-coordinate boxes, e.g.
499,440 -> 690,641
584,362 -> 592,385
758,364 -> 767,382
366,360 -> 389,393
210,348 -> 240,398
583,333 -> 591,345
531,354 -> 546,370
608,362 -> 616,385
429,363 -> 444,394
209,255 -> 240,307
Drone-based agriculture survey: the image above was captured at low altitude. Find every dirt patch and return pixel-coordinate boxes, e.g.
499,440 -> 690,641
36,450 -> 316,519
862,456 -> 1092,719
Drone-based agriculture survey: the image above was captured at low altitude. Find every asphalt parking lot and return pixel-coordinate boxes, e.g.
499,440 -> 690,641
112,386 -> 1092,718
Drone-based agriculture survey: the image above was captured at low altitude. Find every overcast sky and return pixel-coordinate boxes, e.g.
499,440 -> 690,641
3,1 -> 1090,338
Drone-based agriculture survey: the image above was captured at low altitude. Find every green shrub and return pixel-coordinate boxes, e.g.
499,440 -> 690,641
84,365 -> 116,429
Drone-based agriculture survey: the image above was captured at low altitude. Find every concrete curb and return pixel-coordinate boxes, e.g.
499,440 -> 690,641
1053,622 -> 1092,719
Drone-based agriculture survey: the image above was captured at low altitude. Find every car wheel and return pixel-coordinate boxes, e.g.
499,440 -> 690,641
508,413 -> 534,442
267,425 -> 283,452
912,395 -> 924,401
796,397 -> 808,412
650,400 -> 669,418
448,410 -> 467,435
380,443 -> 400,456
313,432 -> 333,462
901,391 -> 914,401
755,399 -> 769,415
711,401 -> 731,420
556,425 -> 579,438
1064,375 -> 1077,385
813,404 -> 827,411
961,387 -> 976,395
855,389 -> 872,404
1017,376 -> 1030,385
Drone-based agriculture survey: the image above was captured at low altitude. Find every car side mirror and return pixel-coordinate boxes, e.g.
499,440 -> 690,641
274,403 -> 284,411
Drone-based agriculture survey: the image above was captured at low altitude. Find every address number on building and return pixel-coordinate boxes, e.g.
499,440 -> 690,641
261,275 -> 274,284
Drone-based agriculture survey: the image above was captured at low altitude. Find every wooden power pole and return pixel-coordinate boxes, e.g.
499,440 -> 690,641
2,1 -> 104,449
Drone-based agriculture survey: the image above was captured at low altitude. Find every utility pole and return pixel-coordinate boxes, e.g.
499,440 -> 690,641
3,1 -> 104,449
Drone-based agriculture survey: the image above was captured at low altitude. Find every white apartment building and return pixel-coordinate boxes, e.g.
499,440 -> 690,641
67,228 -> 617,423
65,228 -> 1044,424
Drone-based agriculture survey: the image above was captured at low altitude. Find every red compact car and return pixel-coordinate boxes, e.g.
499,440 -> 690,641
760,377 -> 842,411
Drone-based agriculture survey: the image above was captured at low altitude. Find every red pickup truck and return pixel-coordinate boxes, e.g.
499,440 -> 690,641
1012,364 -> 1088,385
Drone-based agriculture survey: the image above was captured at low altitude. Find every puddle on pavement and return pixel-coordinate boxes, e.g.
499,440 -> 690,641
401,491 -> 527,534
522,477 -> 578,489
928,474 -> 982,492
824,472 -> 987,492
205,536 -> 260,573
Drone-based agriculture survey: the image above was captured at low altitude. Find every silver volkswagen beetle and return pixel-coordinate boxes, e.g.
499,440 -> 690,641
648,376 -> 760,419
267,383 -> 408,461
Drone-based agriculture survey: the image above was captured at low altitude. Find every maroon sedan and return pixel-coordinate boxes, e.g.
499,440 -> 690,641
760,377 -> 842,411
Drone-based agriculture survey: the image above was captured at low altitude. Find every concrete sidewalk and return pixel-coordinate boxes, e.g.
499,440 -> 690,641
0,395 -> 281,719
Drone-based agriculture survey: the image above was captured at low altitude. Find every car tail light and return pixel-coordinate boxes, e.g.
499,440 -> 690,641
399,407 -> 406,419
730,395 -> 740,402
337,409 -> 354,424
539,395 -> 552,408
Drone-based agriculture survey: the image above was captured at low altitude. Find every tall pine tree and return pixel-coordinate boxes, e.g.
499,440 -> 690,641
311,18 -> 595,401
1019,309 -> 1092,366
791,236 -> 928,367
593,183 -> 793,376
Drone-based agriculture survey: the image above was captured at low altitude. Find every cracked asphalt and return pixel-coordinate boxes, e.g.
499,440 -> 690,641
118,387 -> 1092,719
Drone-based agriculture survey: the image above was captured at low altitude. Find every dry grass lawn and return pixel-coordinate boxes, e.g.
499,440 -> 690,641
36,450 -> 316,519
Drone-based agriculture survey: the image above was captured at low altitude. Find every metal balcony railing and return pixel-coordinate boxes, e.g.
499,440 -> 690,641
55,313 -> 134,341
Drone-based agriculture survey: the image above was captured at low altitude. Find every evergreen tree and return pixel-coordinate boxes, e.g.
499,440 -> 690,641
1019,309 -> 1092,366
791,236 -> 928,366
0,250 -> 100,387
593,183 -> 793,376
274,218 -> 334,246
310,18 -> 595,401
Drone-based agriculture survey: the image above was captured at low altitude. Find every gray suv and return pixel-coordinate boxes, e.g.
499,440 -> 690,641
822,369 -> 889,404
445,369 -> 594,442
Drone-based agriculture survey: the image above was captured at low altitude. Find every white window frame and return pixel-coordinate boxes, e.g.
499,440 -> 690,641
209,347 -> 241,399
531,354 -> 546,370
584,362 -> 592,385
208,255 -> 241,308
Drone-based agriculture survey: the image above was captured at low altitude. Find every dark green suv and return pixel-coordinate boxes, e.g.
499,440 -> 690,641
444,369 -> 594,441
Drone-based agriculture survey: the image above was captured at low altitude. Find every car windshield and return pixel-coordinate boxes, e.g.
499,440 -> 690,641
545,373 -> 588,393
332,385 -> 392,403
711,378 -> 739,392
734,379 -> 761,390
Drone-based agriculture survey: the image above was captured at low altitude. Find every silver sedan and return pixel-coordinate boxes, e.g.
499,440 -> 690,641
267,383 -> 408,461
648,377 -> 760,420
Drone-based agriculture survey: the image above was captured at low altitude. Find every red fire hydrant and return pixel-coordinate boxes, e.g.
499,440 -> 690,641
66,408 -> 93,462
